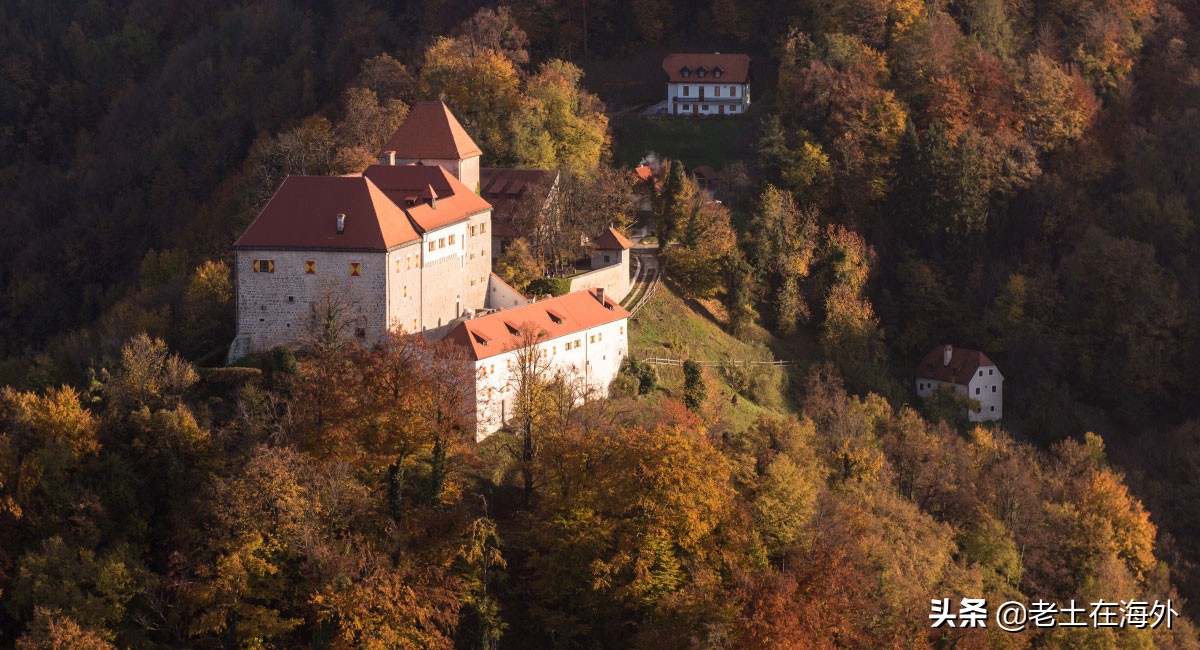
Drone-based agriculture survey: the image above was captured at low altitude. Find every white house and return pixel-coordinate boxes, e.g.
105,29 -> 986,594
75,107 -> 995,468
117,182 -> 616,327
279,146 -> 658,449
445,288 -> 630,440
915,344 -> 1004,422
230,102 -> 495,360
663,53 -> 751,116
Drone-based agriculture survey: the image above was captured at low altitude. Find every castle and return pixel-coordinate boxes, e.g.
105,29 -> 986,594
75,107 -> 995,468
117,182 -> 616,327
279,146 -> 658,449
229,102 -> 631,439
230,102 -> 501,358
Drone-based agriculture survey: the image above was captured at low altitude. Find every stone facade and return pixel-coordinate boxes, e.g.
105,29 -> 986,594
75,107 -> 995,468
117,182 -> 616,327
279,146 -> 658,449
569,252 -> 632,303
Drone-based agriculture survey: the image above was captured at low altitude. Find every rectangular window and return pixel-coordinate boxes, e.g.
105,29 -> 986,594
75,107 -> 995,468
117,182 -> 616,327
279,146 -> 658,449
412,318 -> 418,330
449,234 -> 456,245
471,225 -> 477,236
975,387 -> 981,395
403,285 -> 408,297
992,386 -> 997,393
714,86 -> 721,97
683,85 -> 689,97
481,223 -> 487,234
305,260 -> 316,274
978,370 -> 983,377
428,242 -> 435,252
252,259 -> 275,273
349,262 -> 362,277
990,406 -> 995,412
438,238 -> 445,249
590,335 -> 595,344
989,368 -> 994,375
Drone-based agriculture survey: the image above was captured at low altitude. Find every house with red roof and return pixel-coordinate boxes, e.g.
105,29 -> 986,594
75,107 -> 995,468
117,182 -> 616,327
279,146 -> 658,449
915,344 -> 1004,421
445,288 -> 630,439
230,102 -> 497,359
663,53 -> 751,116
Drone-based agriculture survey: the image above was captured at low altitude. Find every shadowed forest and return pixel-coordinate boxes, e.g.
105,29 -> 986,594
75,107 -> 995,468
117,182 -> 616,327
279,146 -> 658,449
4,0 -> 1200,647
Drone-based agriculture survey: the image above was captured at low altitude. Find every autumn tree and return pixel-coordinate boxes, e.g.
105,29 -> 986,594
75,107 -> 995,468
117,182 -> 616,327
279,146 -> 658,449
495,238 -> 541,293
747,185 -> 819,334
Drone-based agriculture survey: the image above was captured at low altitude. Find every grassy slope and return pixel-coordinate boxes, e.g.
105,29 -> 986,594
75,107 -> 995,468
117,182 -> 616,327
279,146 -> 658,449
611,117 -> 754,168
629,281 -> 803,431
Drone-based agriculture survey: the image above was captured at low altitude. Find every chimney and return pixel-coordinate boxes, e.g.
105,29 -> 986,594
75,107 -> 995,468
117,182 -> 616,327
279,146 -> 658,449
595,287 -> 605,305
380,151 -> 396,165
943,344 -> 953,367
336,213 -> 346,234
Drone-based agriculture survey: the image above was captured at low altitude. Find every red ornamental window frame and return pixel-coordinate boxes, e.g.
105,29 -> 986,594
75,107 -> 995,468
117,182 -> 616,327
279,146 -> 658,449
350,262 -> 362,277
305,260 -> 316,274
252,259 -> 275,273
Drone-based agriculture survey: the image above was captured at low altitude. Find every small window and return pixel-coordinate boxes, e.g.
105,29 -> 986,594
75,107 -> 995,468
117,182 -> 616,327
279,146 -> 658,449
989,368 -> 993,375
975,387 -> 981,395
703,104 -> 709,111
449,234 -> 456,245
428,242 -> 435,252
349,262 -> 362,277
683,85 -> 690,96
471,225 -> 477,236
480,223 -> 487,234
714,86 -> 721,97
990,406 -> 995,412
355,327 -> 366,338
992,386 -> 996,393
590,335 -> 595,344
438,237 -> 445,249
412,318 -> 418,330
305,260 -> 316,274
252,259 -> 275,273
604,255 -> 611,263
978,370 -> 983,377
403,285 -> 408,297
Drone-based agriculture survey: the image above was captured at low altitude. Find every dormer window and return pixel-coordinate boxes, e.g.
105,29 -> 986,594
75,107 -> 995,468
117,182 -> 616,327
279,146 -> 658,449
713,67 -> 723,78
697,67 -> 707,78
680,67 -> 691,78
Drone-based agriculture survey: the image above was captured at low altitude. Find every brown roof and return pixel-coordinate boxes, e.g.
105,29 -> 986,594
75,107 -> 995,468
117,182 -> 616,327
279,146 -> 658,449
594,227 -> 634,250
633,165 -> 655,181
235,176 -> 420,250
362,164 -> 492,233
481,167 -> 557,238
445,289 -> 629,360
380,101 -> 482,160
663,53 -> 751,84
915,345 -> 997,385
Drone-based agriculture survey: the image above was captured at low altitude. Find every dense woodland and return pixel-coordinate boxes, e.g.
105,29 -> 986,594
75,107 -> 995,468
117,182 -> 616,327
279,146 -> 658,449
4,0 -> 1200,647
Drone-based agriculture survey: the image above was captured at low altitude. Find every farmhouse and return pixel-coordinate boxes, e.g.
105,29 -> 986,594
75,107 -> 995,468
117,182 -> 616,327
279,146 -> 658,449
662,53 -> 751,116
446,288 -> 630,439
915,344 -> 1004,422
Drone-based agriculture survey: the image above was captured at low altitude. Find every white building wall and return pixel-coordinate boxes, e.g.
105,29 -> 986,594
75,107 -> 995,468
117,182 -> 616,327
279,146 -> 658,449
471,317 -> 629,439
385,242 -> 424,333
486,275 -> 529,310
235,248 -> 388,355
666,82 -> 750,116
421,221 -> 471,333
570,253 -> 631,302
915,365 -> 1004,422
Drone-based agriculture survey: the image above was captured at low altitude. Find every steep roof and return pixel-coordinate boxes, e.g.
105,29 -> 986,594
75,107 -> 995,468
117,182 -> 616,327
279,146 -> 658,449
594,227 -> 634,250
915,345 -> 997,385
234,176 -> 420,250
362,164 -> 492,233
445,289 -> 629,360
663,53 -> 751,84
480,167 -> 558,237
380,101 -> 482,160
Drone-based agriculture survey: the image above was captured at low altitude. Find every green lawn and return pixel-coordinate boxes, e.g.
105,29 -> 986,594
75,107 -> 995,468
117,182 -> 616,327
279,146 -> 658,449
630,281 -> 790,430
611,116 -> 754,168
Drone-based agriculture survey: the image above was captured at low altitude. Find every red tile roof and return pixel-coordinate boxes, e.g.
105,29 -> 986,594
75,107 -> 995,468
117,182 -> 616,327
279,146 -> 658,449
915,345 -> 996,385
480,168 -> 558,237
234,176 -> 420,250
362,164 -> 492,233
380,101 -> 482,160
633,165 -> 655,181
445,289 -> 629,360
594,227 -> 633,250
663,53 -> 751,84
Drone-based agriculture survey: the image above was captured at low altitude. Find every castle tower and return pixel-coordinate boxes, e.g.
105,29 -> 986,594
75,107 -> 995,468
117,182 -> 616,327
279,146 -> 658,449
378,101 -> 482,193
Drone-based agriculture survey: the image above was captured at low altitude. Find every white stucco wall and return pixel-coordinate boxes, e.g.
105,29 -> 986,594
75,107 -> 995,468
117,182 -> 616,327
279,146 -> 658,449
470,317 -> 629,439
915,365 -> 1004,422
666,82 -> 750,116
486,274 -> 529,310
569,253 -> 631,302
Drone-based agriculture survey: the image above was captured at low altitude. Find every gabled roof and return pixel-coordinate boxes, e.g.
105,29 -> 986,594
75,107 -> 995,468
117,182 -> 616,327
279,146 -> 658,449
915,345 -> 998,385
234,176 -> 420,250
445,289 -> 629,360
663,53 -> 751,84
480,168 -> 558,235
379,101 -> 483,160
594,227 -> 634,250
362,164 -> 492,233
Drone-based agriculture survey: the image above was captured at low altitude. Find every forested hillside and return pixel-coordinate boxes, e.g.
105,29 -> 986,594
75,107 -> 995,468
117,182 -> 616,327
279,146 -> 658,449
4,0 -> 1200,647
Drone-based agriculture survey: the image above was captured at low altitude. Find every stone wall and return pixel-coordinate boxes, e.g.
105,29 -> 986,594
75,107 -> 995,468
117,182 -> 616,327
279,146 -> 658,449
568,254 -> 631,302
235,249 -> 388,355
